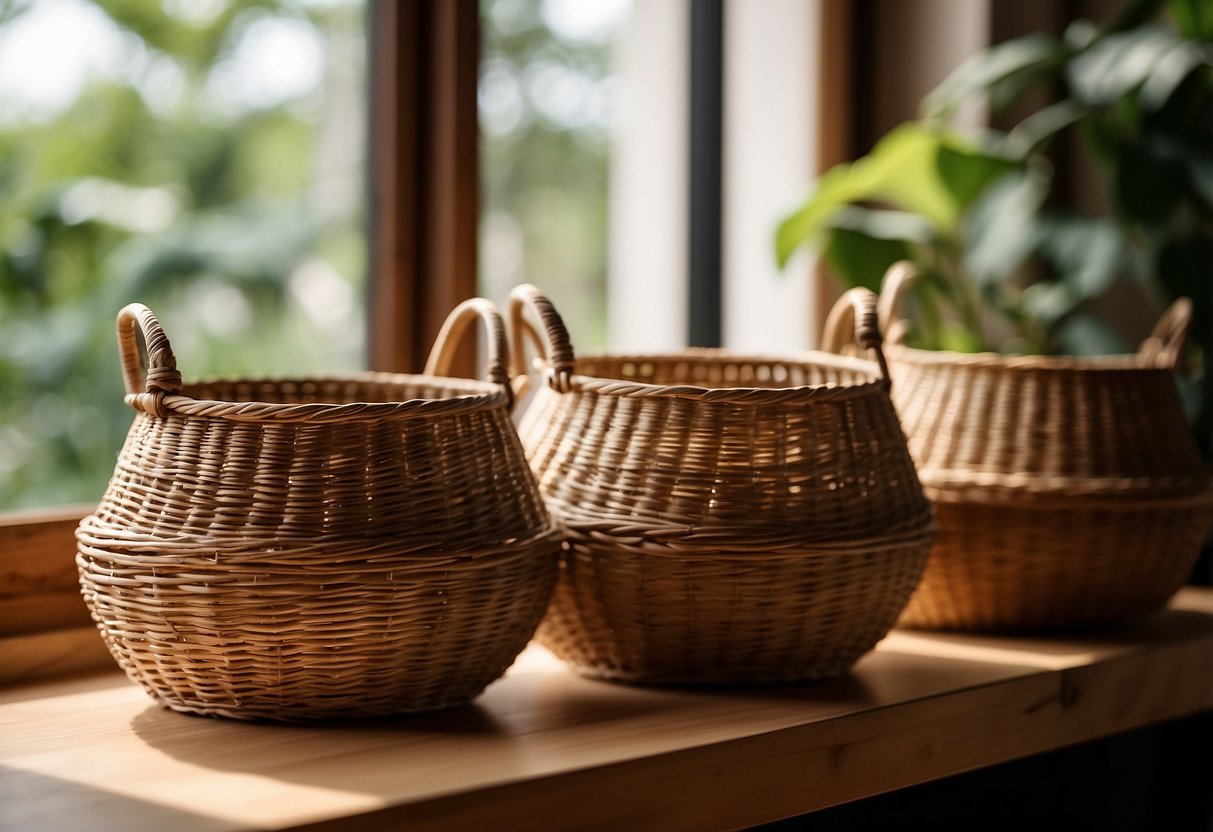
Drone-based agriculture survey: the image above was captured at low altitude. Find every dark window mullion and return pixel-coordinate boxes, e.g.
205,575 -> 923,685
688,0 -> 724,348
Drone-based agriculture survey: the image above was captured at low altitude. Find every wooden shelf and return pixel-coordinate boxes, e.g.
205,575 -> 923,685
3,588 -> 1212,832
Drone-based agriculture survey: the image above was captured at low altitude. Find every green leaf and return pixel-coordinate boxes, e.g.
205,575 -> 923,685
962,169 -> 1049,287
1008,99 -> 1089,154
1115,139 -> 1188,224
936,143 -> 1022,207
1066,25 -> 1183,106
1053,311 -> 1132,356
776,124 -> 961,267
822,228 -> 912,292
775,163 -> 866,267
819,207 -> 930,290
829,205 -> 938,243
1039,217 -> 1126,298
852,124 -> 962,228
1020,281 -> 1081,328
1170,0 -> 1213,39
1139,41 -> 1209,110
924,35 -> 1066,121
936,323 -> 987,353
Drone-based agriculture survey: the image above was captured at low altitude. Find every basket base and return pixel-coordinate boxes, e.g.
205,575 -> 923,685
150,689 -> 487,722
898,495 -> 1211,632
536,525 -> 933,687
550,653 -> 866,687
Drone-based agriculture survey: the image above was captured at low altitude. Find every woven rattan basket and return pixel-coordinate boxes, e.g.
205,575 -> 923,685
843,262 -> 1213,632
76,299 -> 561,720
508,284 -> 934,684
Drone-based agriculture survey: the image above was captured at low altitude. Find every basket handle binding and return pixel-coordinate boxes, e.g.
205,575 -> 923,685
819,288 -> 891,386
507,284 -> 576,397
874,260 -> 917,347
1138,297 -> 1192,371
116,303 -> 183,419
424,297 -> 516,409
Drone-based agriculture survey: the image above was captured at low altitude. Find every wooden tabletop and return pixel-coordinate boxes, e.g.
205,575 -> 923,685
3,588 -> 1212,832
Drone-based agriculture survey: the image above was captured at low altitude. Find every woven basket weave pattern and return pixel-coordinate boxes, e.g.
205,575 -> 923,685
91,378 -> 549,544
511,285 -> 934,683
894,358 -> 1210,494
866,263 -> 1213,632
905,496 -> 1211,631
77,300 -> 560,720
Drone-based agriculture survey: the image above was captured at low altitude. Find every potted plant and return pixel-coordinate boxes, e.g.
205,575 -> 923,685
777,0 -> 1213,630
778,0 -> 1212,451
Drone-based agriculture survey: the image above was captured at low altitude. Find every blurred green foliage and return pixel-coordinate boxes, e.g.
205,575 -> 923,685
778,2 -> 1211,353
479,0 -> 623,351
0,0 -> 365,509
777,0 -> 1212,452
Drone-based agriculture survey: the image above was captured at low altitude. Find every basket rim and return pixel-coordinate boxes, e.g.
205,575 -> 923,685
75,516 -> 564,559
549,347 -> 888,403
884,341 -> 1176,373
135,371 -> 509,422
922,476 -> 1213,507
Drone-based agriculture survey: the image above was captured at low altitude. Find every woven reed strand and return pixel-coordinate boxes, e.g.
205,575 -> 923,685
868,263 -> 1213,632
538,528 -> 932,683
896,493 -> 1211,631
79,302 -> 561,720
511,285 -> 934,684
77,530 -> 560,720
92,377 -> 550,544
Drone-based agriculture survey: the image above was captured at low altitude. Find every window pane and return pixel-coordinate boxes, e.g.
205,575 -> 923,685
479,0 -> 629,353
0,0 -> 366,510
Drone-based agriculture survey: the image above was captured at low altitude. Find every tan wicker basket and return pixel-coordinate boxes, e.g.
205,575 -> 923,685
842,262 -> 1213,632
508,284 -> 934,684
77,299 -> 561,720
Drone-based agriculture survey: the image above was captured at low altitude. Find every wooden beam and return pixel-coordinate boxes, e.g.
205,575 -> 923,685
4,590 -> 1212,831
812,0 -> 855,340
367,0 -> 479,376
0,506 -> 93,638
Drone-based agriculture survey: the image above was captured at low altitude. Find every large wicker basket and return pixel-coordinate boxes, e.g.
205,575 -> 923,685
77,299 -> 561,720
849,262 -> 1213,632
508,284 -> 934,684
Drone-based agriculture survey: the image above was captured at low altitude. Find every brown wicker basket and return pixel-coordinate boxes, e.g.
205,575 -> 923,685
77,299 -> 561,720
508,284 -> 934,684
841,262 -> 1213,632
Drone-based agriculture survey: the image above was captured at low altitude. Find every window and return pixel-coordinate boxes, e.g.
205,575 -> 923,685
0,0 -> 366,510
3,0 -> 981,676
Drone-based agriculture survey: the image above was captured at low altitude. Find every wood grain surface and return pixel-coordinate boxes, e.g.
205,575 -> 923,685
2,589 -> 1212,832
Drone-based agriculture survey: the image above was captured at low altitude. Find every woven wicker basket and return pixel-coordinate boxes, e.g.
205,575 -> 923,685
844,262 -> 1213,632
508,284 -> 934,684
77,299 -> 561,720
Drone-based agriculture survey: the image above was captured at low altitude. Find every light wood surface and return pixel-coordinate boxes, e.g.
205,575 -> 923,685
3,589 -> 1212,832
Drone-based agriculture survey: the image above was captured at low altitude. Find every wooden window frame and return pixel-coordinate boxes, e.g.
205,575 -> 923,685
1,0 -> 885,680
0,0 -> 482,682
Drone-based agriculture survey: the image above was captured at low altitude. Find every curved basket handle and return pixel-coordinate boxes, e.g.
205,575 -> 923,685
424,297 -> 515,409
507,284 -> 576,395
116,303 -> 183,419
876,260 -> 918,340
820,288 -> 891,385
1138,297 -> 1192,371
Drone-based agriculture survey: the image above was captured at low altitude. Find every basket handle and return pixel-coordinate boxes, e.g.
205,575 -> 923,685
507,284 -> 576,395
820,288 -> 891,385
1138,297 -> 1192,371
424,297 -> 515,409
875,261 -> 918,344
116,303 -> 183,419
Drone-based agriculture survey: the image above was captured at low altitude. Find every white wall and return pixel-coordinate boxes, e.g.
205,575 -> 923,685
722,0 -> 819,351
608,0 -> 689,351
